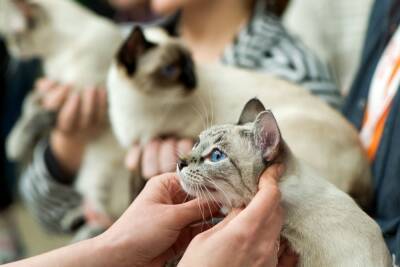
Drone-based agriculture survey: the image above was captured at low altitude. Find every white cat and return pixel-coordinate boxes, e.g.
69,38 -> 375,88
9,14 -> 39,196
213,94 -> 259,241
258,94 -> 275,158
0,0 -> 138,220
108,27 -> 373,208
177,102 -> 392,266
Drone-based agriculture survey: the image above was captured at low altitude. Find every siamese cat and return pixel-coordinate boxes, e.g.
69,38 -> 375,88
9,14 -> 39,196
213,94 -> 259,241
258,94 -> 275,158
0,0 -> 140,221
177,99 -> 392,267
108,27 -> 372,208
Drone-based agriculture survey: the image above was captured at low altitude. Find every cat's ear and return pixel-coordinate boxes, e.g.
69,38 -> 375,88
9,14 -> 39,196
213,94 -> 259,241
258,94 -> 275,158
10,0 -> 44,32
253,110 -> 282,162
117,26 -> 155,75
238,98 -> 266,125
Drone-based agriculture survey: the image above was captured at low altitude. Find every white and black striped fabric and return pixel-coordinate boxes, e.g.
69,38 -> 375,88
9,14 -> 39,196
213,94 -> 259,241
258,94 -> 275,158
20,140 -> 83,233
222,0 -> 342,109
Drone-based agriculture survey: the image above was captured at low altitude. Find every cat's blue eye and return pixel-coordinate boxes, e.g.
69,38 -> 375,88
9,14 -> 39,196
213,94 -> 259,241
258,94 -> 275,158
161,64 -> 179,78
209,149 -> 226,162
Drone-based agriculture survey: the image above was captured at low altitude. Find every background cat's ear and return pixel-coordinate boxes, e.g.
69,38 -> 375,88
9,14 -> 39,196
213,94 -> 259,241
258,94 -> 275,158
253,110 -> 281,162
238,98 -> 266,125
9,0 -> 44,32
117,26 -> 155,75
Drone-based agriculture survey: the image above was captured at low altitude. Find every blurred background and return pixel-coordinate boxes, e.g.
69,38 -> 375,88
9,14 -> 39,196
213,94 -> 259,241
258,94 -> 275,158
0,0 -> 378,263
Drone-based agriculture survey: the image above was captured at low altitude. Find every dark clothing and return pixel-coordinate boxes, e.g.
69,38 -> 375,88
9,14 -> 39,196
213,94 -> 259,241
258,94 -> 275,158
0,40 -> 12,211
343,0 -> 400,263
0,39 -> 41,211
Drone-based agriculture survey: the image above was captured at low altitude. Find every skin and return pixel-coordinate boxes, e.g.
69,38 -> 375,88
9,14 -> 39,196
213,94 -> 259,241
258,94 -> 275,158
4,166 -> 296,267
36,79 -> 107,176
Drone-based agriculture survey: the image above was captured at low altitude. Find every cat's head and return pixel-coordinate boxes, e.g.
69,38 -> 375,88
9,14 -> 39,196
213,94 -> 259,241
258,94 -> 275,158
177,98 -> 285,208
108,26 -> 197,100
0,0 -> 51,58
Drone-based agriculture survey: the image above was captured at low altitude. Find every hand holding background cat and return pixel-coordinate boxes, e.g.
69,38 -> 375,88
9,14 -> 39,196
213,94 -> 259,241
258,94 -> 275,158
37,78 -> 108,176
125,138 -> 193,178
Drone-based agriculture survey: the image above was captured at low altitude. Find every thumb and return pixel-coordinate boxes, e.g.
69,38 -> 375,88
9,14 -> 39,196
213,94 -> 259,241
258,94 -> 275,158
202,208 -> 242,234
174,199 -> 220,228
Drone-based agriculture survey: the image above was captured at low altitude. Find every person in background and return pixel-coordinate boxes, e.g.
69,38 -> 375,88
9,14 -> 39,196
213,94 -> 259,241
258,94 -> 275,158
19,0 -> 338,239
283,0 -> 373,94
0,39 -> 41,263
115,0 -> 341,179
343,0 -> 400,263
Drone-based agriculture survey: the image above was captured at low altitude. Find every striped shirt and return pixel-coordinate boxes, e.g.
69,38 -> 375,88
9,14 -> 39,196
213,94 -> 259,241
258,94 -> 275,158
222,0 -> 342,108
20,0 -> 341,235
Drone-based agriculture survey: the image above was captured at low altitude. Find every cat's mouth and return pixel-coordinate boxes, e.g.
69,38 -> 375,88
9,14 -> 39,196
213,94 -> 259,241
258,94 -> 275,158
176,167 -> 217,197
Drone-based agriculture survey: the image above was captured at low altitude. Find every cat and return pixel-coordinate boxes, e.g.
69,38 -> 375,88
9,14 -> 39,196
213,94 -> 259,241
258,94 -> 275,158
0,0 -> 140,222
107,26 -> 372,208
177,99 -> 392,267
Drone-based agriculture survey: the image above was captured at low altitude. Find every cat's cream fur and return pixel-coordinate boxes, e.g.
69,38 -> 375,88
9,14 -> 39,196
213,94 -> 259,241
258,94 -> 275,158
177,107 -> 391,266
108,29 -> 372,207
0,0 -> 134,219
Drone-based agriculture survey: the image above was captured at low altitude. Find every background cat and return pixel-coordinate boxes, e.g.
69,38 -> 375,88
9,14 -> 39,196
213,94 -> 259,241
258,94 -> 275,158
177,99 -> 391,266
0,0 -> 139,222
108,26 -> 373,209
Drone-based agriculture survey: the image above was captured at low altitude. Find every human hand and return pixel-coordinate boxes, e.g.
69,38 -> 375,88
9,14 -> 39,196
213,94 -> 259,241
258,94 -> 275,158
125,138 -> 193,179
97,173 -> 219,267
36,78 -> 108,175
178,164 -> 297,267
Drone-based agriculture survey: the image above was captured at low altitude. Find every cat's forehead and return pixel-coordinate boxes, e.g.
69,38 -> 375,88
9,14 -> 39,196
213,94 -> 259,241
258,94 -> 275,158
199,124 -> 252,142
156,42 -> 190,62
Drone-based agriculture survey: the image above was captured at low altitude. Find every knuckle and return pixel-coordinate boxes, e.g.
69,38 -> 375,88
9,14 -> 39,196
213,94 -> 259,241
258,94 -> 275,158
269,183 -> 281,201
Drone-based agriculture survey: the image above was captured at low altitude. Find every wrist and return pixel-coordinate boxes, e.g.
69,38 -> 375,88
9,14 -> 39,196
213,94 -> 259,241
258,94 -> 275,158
50,131 -> 85,175
92,231 -> 142,267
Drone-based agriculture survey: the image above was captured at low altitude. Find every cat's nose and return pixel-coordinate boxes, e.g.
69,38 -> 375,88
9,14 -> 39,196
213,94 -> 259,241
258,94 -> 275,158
178,159 -> 188,170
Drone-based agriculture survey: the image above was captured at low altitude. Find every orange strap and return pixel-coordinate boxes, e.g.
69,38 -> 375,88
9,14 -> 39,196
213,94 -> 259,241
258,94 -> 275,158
364,104 -> 392,161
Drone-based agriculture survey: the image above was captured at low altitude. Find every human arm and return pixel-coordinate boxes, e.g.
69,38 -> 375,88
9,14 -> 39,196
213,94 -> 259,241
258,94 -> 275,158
19,79 -> 108,232
10,165 -> 296,267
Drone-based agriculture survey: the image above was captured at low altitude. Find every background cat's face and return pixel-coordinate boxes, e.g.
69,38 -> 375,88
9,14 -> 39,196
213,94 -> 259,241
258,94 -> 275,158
0,0 -> 50,58
177,99 -> 283,208
112,27 -> 197,101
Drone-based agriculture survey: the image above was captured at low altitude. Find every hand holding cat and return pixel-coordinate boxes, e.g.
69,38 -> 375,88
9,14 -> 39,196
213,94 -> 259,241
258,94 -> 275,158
179,164 -> 298,267
97,172 -> 219,267
37,78 -> 108,175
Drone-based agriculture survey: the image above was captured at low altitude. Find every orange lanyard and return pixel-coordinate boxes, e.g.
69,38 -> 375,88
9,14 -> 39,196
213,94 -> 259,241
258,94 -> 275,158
361,27 -> 400,161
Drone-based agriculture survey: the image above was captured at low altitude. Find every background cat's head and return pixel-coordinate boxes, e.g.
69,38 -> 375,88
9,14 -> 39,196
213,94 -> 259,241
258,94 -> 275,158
0,0 -> 51,58
177,98 -> 285,208
108,26 -> 197,101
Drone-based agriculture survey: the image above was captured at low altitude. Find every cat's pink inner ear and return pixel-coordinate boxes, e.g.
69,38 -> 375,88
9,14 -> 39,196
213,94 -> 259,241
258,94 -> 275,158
13,0 -> 35,18
254,111 -> 281,162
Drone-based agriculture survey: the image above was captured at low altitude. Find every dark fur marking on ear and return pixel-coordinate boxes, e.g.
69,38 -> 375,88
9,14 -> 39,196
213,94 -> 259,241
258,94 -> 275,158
117,26 -> 156,75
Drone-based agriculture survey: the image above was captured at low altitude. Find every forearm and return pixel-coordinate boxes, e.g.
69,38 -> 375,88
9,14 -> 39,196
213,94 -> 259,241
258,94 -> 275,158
3,238 -> 105,267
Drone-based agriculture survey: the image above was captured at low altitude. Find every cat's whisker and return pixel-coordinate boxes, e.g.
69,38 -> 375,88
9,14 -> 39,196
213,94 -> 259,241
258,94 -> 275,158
200,184 -> 214,217
204,177 -> 232,208
191,103 -> 208,131
195,183 -> 206,223
202,184 -> 223,211
195,93 -> 210,130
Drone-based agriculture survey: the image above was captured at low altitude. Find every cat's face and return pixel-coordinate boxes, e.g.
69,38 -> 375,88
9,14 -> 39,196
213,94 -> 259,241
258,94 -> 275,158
177,98 -> 283,208
0,0 -> 51,58
110,27 -> 197,101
